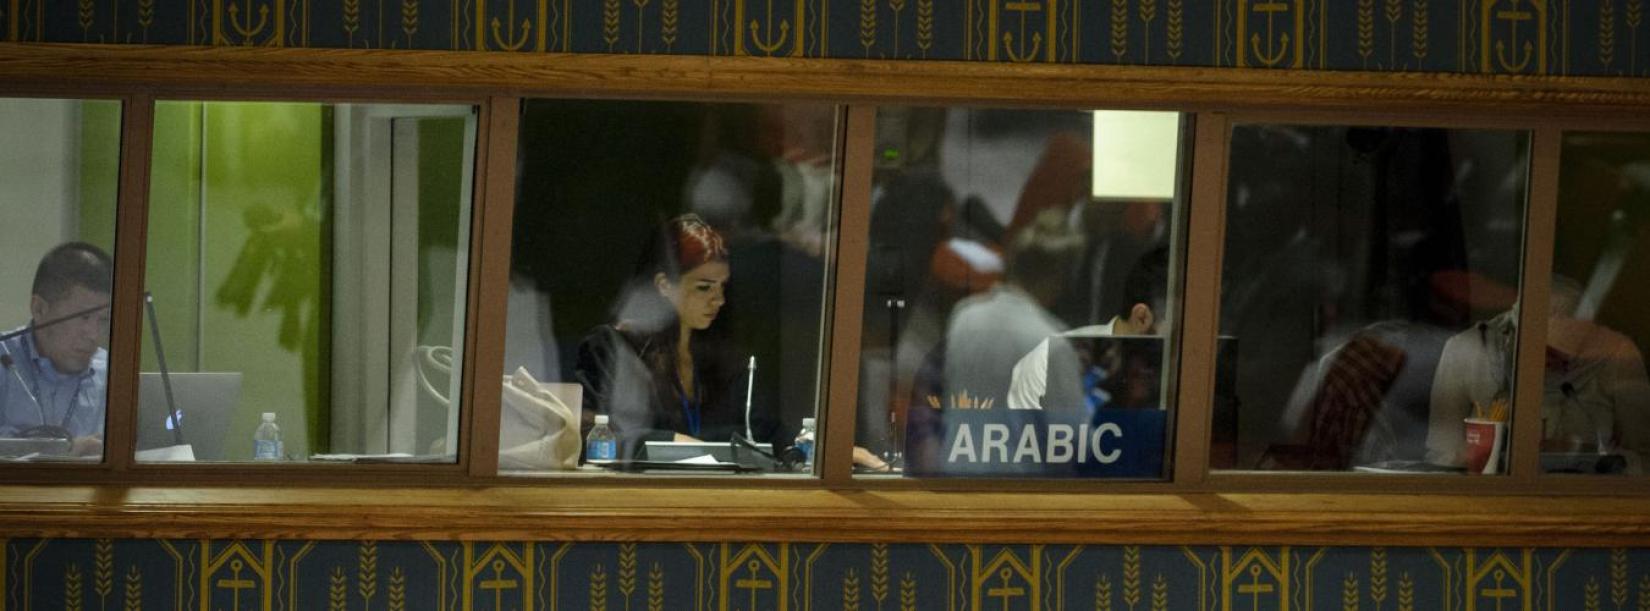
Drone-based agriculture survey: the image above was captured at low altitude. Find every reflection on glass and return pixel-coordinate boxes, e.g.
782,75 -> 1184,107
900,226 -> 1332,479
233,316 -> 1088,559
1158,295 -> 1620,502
503,100 -> 838,474
1544,132 -> 1650,475
138,101 -> 477,463
857,107 -> 1188,479
0,98 -> 121,463
1216,125 -> 1529,474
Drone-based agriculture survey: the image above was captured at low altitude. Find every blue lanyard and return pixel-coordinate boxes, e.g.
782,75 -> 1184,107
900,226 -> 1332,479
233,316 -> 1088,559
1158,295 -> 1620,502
680,394 -> 701,437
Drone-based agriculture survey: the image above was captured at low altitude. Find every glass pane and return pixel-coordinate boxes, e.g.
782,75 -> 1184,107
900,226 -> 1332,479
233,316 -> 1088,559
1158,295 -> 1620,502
502,100 -> 838,475
1544,132 -> 1650,476
1216,124 -> 1530,474
857,107 -> 1189,479
0,98 -> 122,464
138,101 -> 477,464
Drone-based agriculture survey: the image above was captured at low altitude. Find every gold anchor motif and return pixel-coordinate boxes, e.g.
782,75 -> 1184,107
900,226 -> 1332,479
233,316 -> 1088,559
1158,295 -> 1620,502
720,543 -> 788,611
490,0 -> 532,51
201,542 -> 271,611
1000,1 -> 1043,62
216,559 -> 256,611
1248,2 -> 1290,66
1482,0 -> 1546,73
747,0 -> 791,55
1464,549 -> 1530,611
225,0 -> 269,45
1220,547 -> 1289,611
970,547 -> 1040,610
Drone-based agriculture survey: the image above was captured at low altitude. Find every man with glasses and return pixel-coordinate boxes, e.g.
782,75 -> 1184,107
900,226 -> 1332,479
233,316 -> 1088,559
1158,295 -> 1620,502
0,242 -> 112,457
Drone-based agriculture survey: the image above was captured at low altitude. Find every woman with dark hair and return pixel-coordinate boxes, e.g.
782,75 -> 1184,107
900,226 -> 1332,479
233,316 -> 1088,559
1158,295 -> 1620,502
575,214 -> 749,459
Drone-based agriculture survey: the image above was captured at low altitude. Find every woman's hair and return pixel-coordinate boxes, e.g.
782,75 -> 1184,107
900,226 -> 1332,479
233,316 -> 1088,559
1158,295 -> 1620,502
639,213 -> 729,283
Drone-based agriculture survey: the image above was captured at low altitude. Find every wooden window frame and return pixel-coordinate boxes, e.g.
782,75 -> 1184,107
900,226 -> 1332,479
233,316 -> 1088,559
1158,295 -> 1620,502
2,44 -> 1650,546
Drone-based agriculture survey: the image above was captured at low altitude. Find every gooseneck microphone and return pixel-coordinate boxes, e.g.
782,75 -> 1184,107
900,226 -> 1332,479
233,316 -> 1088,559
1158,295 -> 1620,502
744,356 -> 756,442
143,292 -> 185,446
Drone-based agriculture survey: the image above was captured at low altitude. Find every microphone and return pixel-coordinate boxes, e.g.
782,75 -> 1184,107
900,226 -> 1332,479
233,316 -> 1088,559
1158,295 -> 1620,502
143,292 -> 186,446
0,302 -> 111,344
744,356 -> 756,442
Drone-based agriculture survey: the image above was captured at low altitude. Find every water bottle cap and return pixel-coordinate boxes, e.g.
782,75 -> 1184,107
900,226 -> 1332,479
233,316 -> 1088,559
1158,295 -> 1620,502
801,417 -> 815,427
261,412 -> 276,422
594,414 -> 609,425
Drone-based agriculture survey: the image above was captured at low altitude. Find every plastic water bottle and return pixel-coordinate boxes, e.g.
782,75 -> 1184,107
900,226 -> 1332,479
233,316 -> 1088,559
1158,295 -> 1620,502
253,412 -> 283,460
794,417 -> 817,469
586,414 -> 618,463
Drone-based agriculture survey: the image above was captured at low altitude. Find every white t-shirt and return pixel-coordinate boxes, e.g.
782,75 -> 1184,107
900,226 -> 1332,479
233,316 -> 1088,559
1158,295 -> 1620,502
1006,320 -> 1116,410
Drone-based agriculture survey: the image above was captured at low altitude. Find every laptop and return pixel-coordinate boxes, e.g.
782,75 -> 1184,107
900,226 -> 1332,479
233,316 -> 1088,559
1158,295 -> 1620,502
644,440 -> 777,470
136,372 -> 242,461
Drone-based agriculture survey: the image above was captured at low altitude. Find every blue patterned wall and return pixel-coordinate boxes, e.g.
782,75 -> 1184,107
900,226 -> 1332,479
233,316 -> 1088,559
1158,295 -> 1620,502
7,538 -> 1650,610
5,0 -> 1649,76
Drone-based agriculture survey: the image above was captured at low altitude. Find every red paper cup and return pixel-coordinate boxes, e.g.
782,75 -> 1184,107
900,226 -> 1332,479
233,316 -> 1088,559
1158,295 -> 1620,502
1463,418 -> 1506,475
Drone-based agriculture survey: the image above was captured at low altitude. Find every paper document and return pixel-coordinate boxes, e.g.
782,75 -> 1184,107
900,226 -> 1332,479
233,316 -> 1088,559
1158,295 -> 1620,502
675,453 -> 724,465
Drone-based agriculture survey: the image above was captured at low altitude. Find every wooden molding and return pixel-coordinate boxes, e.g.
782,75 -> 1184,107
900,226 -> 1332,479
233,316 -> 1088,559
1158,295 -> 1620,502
3,43 -> 1650,116
2,486 -> 1649,547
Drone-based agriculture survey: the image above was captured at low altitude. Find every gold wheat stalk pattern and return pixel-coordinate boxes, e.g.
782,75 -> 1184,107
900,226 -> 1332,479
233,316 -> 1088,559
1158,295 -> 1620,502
358,541 -> 378,607
1370,548 -> 1387,607
1616,549 -> 1631,610
1357,0 -> 1374,65
619,543 -> 638,605
648,562 -> 665,611
900,571 -> 917,611
603,0 -> 621,50
65,563 -> 84,611
1343,572 -> 1360,611
331,567 -> 349,611
1384,0 -> 1401,67
633,0 -> 650,52
137,0 -> 155,41
1398,571 -> 1414,611
859,0 -> 877,56
77,0 -> 94,37
1139,0 -> 1155,59
122,565 -> 142,611
343,0 -> 360,45
1589,576 -> 1603,611
95,539 -> 114,607
915,0 -> 932,56
1096,573 -> 1113,611
1122,546 -> 1141,609
1639,573 -> 1650,611
401,0 -> 418,45
1604,0 -> 1619,68
1410,0 -> 1427,61
1165,0 -> 1182,61
870,543 -> 889,606
844,567 -> 862,610
1629,0 -> 1643,73
388,567 -> 406,611
1110,0 -> 1128,60
591,563 -> 610,611
1151,574 -> 1167,611
661,0 -> 678,50
886,0 -> 905,56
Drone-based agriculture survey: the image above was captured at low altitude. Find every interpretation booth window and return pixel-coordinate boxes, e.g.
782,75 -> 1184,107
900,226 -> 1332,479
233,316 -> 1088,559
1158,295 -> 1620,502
855,106 -> 1191,479
500,99 -> 840,475
136,101 -> 479,464
1544,131 -> 1650,476
1216,124 -> 1532,475
0,97 -> 122,464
